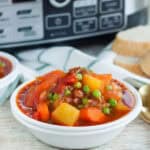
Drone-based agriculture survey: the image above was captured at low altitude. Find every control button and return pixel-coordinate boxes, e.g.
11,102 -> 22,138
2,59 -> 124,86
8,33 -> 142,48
46,13 -> 71,30
100,13 -> 123,30
17,9 -> 32,15
73,0 -> 97,18
0,9 -> 10,23
49,0 -> 71,8
0,27 -> 12,44
74,17 -> 97,34
15,24 -> 43,41
15,4 -> 42,20
100,0 -> 123,13
18,26 -> 32,32
74,6 -> 97,18
0,12 -> 3,17
0,29 -> 4,34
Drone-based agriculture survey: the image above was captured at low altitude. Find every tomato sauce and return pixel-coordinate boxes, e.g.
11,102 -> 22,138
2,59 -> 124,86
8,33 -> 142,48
0,56 -> 12,78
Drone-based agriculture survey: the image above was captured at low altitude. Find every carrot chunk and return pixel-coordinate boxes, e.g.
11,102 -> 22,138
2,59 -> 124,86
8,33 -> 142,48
24,86 -> 36,107
37,70 -> 65,81
80,107 -> 108,123
37,102 -> 50,122
104,90 -> 122,101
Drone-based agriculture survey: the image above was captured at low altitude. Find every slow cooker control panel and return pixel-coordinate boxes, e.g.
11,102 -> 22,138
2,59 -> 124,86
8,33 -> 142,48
0,0 -> 43,45
44,0 -> 125,40
0,0 -> 125,48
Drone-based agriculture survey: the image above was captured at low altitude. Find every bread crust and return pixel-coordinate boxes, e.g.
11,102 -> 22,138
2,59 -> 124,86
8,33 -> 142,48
140,52 -> 150,77
114,60 -> 149,78
112,36 -> 150,57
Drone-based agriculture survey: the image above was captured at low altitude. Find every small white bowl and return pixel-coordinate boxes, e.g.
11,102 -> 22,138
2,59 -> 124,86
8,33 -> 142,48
10,79 -> 142,149
0,52 -> 21,104
0,51 -> 37,105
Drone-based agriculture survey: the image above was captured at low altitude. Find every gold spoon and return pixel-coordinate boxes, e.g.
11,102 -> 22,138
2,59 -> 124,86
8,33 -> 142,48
125,78 -> 150,124
139,85 -> 150,123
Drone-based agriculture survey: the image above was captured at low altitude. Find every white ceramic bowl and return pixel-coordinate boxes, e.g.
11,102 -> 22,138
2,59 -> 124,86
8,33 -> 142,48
0,52 -> 21,104
10,78 -> 142,149
0,51 -> 38,105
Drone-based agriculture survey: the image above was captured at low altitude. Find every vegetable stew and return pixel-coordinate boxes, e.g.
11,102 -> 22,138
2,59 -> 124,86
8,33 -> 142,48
17,67 -> 135,126
0,56 -> 12,78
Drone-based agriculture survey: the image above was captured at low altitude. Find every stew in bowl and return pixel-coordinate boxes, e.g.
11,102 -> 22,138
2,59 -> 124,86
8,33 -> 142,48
0,56 -> 12,79
17,67 -> 135,127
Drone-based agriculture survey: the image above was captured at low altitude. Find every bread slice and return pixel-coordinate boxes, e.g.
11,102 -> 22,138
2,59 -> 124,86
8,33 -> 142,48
114,55 -> 148,77
112,26 -> 150,57
140,52 -> 150,77
114,61 -> 148,78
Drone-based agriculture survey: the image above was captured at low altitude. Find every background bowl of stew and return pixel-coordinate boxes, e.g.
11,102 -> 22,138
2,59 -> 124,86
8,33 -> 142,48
10,75 -> 142,149
0,52 -> 21,104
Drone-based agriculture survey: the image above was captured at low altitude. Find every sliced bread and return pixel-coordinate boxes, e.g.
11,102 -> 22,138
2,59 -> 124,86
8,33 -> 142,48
112,26 -> 150,57
114,60 -> 148,78
140,52 -> 150,77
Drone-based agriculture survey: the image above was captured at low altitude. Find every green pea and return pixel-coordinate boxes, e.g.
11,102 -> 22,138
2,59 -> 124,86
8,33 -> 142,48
74,82 -> 82,89
106,85 -> 113,91
48,93 -> 53,100
82,98 -> 88,105
109,98 -> 117,107
0,61 -> 5,67
64,89 -> 71,96
48,93 -> 59,102
53,93 -> 59,101
103,107 -> 111,115
92,90 -> 101,99
76,73 -> 83,80
83,85 -> 90,94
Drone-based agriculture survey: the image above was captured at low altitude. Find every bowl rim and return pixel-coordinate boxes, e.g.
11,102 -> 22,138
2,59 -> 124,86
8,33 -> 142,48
10,78 -> 142,132
0,52 -> 19,87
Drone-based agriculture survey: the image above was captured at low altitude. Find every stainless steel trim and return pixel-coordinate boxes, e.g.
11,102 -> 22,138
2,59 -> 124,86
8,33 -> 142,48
126,0 -> 148,15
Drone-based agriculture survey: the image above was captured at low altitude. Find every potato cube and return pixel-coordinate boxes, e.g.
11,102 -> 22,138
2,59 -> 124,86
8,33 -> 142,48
52,103 -> 80,126
116,102 -> 130,111
83,74 -> 104,92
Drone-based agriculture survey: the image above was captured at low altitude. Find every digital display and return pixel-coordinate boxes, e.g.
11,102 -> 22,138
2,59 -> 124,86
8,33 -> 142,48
12,0 -> 35,3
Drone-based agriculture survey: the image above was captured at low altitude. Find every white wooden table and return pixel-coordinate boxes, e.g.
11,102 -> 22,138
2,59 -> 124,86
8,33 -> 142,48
0,101 -> 150,150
